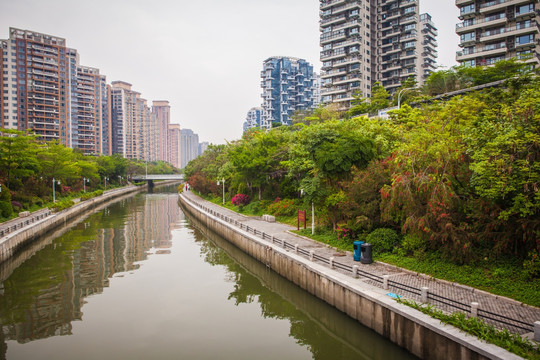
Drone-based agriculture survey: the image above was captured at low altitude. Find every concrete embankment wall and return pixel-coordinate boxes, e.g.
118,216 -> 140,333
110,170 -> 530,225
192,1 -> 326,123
0,181 -> 180,265
179,194 -> 519,360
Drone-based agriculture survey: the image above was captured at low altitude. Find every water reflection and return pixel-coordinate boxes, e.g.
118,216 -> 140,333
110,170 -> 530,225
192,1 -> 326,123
0,192 -> 182,350
0,189 -> 416,359
187,208 -> 417,360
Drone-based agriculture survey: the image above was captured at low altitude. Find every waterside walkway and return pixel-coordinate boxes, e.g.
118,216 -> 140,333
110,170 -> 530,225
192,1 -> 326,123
181,191 -> 540,339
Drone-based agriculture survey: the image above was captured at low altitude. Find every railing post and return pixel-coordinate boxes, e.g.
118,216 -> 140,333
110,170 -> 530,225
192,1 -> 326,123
383,275 -> 389,290
352,265 -> 359,278
534,321 -> 540,342
294,244 -> 298,253
329,257 -> 334,269
471,302 -> 479,318
309,250 -> 314,261
421,287 -> 429,303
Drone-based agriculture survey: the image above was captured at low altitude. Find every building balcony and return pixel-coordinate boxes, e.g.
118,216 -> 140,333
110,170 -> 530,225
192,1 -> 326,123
458,7 -> 477,20
456,43 -> 507,61
323,2 -> 359,16
400,0 -> 418,7
382,44 -> 402,55
456,15 -> 507,34
400,15 -> 418,25
481,23 -> 539,42
320,30 -> 347,45
320,0 -> 347,10
480,0 -> 532,14
320,13 -> 347,26
400,32 -> 418,42
401,50 -> 418,60
456,0 -> 474,5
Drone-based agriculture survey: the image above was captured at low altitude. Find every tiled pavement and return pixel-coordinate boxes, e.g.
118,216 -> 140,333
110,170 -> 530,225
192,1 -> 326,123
182,191 -> 540,337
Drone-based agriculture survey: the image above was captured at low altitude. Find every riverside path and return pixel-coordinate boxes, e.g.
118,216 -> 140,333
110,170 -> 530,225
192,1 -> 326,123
181,191 -> 540,339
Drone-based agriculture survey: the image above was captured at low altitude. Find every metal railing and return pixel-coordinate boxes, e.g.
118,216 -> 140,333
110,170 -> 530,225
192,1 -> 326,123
0,210 -> 52,238
184,195 -> 536,334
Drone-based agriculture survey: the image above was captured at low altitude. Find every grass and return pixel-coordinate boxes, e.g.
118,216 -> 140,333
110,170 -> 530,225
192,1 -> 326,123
398,299 -> 540,360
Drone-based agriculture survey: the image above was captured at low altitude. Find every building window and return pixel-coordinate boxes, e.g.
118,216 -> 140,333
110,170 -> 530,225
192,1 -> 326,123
516,4 -> 534,15
516,34 -> 534,45
460,4 -> 475,15
460,32 -> 475,42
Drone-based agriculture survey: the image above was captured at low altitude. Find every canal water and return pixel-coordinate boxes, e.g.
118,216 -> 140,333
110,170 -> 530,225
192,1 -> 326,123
0,188 -> 416,359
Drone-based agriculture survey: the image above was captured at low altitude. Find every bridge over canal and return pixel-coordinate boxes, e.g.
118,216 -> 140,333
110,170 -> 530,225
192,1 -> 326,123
131,174 -> 184,188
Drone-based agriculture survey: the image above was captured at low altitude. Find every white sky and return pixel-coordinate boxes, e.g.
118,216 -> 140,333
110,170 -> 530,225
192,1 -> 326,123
1,0 -> 460,145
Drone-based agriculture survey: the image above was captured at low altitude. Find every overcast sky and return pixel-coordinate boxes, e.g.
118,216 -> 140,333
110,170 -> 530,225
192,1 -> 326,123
1,0 -> 460,145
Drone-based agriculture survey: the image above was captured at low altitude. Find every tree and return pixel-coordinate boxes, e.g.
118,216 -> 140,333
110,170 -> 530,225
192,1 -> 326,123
0,130 -> 41,189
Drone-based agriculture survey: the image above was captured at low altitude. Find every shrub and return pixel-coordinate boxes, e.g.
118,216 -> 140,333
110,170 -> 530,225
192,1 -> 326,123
336,225 -> 356,243
11,200 -> 22,212
401,234 -> 427,255
80,190 -> 104,201
523,250 -> 540,279
267,198 -> 296,217
52,199 -> 74,212
365,228 -> 400,253
0,201 -> 13,218
232,194 -> 250,206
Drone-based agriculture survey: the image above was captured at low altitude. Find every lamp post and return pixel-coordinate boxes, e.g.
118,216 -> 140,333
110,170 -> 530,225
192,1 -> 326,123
397,87 -> 415,109
52,178 -> 61,203
217,178 -> 225,204
104,177 -> 109,188
300,189 -> 315,235
83,177 -> 89,193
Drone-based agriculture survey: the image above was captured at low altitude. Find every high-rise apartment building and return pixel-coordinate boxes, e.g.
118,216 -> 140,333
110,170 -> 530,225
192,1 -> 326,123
152,100 -> 170,163
319,1 -> 438,109
455,0 -> 539,67
66,48 -> 110,155
198,141 -> 209,155
168,123 -> 181,169
1,28 -> 69,143
1,28 -> 112,154
243,107 -> 263,132
111,81 -> 153,160
180,128 -> 199,169
260,57 -> 318,129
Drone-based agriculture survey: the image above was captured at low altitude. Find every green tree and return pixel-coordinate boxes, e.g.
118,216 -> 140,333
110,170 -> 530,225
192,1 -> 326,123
0,130 -> 41,189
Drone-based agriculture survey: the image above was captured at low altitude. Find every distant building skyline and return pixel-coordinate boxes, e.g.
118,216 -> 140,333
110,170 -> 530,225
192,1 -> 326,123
1,27 -> 207,170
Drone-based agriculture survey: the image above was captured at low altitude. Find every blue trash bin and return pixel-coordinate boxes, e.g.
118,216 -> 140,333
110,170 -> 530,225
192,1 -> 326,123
353,241 -> 364,261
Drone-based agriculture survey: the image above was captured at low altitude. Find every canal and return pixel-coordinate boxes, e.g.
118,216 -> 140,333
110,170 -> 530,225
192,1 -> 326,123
0,187 -> 416,359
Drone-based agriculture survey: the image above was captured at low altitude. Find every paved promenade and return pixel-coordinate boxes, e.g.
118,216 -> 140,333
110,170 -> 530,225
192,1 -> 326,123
182,191 -> 540,338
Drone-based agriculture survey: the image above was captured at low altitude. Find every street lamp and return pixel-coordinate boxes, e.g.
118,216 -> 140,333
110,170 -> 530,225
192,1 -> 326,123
52,178 -> 61,203
104,176 -> 109,188
397,87 -> 415,109
83,177 -> 90,193
300,189 -> 315,235
217,178 -> 225,204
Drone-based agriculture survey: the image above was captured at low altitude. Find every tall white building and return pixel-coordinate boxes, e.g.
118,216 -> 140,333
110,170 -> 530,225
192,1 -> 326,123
455,0 -> 539,68
319,1 -> 438,109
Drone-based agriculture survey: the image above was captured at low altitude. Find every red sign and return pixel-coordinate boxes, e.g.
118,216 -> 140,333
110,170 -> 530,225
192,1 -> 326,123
297,210 -> 306,230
